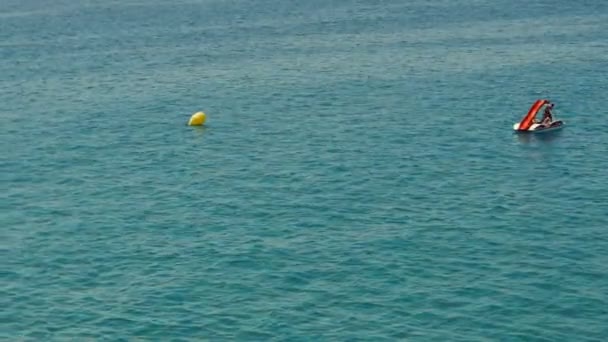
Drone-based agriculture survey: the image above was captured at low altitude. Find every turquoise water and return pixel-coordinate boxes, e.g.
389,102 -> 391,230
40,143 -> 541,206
2,0 -> 608,340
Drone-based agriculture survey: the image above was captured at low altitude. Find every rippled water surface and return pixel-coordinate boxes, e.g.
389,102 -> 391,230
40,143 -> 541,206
2,0 -> 608,340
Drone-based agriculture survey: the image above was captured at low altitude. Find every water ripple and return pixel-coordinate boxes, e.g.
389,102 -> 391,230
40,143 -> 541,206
3,0 -> 608,340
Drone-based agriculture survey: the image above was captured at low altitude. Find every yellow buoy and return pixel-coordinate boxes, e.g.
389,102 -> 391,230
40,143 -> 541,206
188,111 -> 207,126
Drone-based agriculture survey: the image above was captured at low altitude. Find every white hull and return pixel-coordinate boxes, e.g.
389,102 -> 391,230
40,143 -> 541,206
513,121 -> 564,132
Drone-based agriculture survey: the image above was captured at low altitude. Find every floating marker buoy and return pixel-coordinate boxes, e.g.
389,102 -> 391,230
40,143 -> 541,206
188,111 -> 206,126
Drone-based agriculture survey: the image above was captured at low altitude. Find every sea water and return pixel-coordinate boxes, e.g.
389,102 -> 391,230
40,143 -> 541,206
2,0 -> 607,340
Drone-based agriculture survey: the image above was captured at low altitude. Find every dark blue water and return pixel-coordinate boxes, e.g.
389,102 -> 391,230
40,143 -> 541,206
2,0 -> 608,340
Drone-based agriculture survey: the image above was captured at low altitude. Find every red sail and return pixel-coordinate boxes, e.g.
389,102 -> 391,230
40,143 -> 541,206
518,99 -> 549,131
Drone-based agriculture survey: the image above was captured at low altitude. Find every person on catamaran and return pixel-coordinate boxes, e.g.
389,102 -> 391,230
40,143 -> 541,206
541,103 -> 554,125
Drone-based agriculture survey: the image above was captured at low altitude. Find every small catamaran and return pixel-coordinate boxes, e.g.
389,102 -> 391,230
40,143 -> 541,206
513,99 -> 565,132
